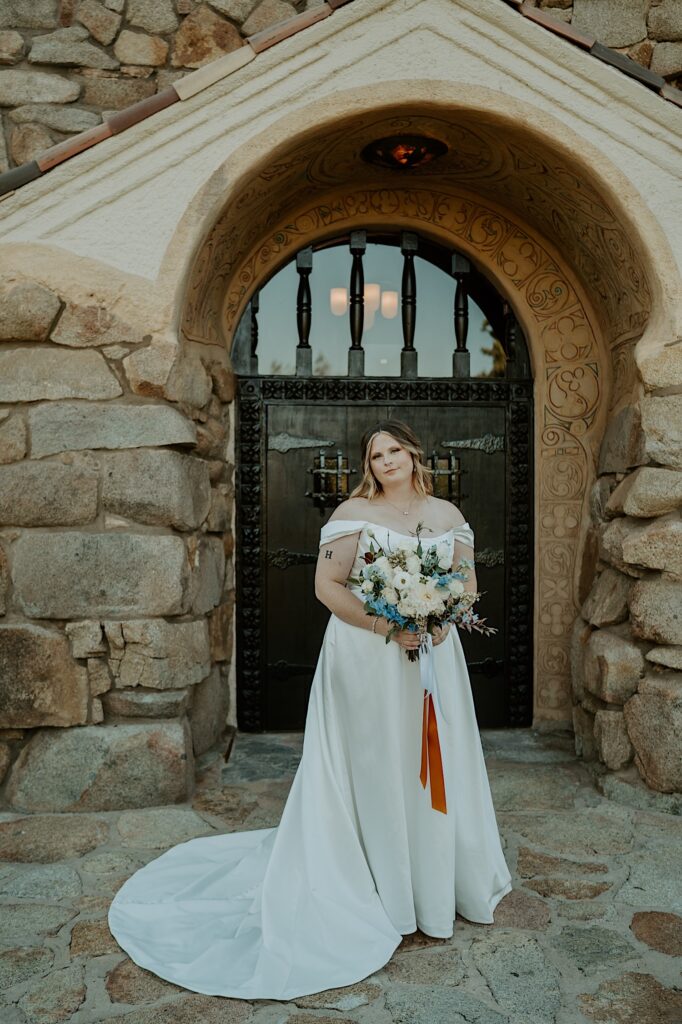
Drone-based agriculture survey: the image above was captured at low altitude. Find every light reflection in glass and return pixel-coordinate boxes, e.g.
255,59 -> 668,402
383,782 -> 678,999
256,243 -> 503,378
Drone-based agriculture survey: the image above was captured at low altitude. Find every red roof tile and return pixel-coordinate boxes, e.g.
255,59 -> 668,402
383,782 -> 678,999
37,123 -> 113,173
108,87 -> 180,135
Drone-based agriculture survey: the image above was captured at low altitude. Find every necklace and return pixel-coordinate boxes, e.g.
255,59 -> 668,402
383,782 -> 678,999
381,493 -> 417,517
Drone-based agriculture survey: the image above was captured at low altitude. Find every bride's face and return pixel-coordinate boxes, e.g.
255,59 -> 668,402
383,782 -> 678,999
368,433 -> 414,488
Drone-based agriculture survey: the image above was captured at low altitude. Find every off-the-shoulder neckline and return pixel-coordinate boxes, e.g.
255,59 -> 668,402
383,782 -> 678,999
324,518 -> 471,542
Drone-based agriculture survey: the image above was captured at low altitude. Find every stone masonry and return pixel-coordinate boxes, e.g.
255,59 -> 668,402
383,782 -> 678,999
0,730 -> 680,1023
0,0 -> 302,172
0,276 -> 236,812
571,398 -> 682,795
0,267 -> 680,810
1,0 -> 681,174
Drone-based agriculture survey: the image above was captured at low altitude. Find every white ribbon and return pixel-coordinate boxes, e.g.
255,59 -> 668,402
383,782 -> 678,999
417,631 -> 449,725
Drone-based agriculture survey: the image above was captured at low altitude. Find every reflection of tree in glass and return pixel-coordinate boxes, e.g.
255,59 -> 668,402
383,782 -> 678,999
268,359 -> 294,374
314,353 -> 332,376
478,319 -> 506,378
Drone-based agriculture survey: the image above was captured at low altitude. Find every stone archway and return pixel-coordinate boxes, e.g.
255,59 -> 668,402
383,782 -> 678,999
204,185 -> 610,724
176,102 -> 662,728
181,106 -> 653,348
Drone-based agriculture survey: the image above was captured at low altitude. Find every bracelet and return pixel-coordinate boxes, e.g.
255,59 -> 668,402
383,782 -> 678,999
372,617 -> 379,634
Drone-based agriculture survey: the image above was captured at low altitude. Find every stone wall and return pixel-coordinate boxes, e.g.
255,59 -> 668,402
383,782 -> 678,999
0,277 -> 236,811
0,0 -> 681,172
0,0 -> 302,171
572,394 -> 682,796
537,0 -> 682,84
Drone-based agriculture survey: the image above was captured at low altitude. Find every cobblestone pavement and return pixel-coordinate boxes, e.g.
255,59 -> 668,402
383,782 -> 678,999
1,729 -> 680,1024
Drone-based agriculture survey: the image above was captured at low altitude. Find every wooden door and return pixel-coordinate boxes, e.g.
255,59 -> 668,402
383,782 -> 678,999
236,377 -> 533,731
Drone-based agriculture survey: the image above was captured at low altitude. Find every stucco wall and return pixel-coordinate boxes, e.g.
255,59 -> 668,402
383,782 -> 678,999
0,1 -> 681,174
0,0 -> 679,320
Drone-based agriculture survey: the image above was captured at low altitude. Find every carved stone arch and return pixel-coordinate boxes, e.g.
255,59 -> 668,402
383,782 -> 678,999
183,184 -> 608,722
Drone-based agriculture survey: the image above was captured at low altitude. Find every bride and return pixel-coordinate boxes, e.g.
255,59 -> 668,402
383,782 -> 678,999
108,419 -> 512,1000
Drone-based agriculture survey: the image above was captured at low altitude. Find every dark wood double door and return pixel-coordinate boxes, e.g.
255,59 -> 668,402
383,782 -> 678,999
236,377 -> 534,732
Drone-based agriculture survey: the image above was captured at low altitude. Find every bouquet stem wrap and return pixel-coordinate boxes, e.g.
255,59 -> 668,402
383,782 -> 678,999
417,632 -> 447,814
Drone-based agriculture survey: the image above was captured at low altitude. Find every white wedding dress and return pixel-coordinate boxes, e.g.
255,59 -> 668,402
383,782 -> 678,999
108,519 -> 512,1000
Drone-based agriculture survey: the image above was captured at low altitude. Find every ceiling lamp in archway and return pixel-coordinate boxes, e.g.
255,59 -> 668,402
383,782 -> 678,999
360,134 -> 448,169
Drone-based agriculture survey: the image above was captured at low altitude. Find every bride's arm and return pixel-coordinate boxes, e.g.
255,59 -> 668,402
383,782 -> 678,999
315,534 -> 391,636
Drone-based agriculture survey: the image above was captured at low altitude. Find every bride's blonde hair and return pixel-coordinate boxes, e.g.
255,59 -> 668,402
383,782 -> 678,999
350,420 -> 434,501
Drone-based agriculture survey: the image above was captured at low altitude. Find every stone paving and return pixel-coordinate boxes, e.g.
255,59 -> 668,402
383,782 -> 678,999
0,728 -> 680,1024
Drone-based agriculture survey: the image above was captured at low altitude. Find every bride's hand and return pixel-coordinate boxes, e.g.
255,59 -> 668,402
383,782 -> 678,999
431,623 -> 451,647
377,621 -> 421,650
391,629 -> 422,650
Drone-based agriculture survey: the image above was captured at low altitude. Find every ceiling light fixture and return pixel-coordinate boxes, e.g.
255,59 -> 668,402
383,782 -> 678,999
360,134 -> 448,169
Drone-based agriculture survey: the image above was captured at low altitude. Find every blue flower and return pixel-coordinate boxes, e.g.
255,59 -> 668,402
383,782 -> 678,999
365,595 -> 408,627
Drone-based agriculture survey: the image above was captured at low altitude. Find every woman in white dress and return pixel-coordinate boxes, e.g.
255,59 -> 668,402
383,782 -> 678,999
108,419 -> 512,1000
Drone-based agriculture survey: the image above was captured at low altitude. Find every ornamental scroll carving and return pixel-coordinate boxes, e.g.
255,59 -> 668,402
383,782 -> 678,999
183,111 -> 651,349
183,184 -> 620,719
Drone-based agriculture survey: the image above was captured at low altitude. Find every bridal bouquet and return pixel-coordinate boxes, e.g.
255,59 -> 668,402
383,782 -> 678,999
347,520 -> 497,662
348,521 -> 497,816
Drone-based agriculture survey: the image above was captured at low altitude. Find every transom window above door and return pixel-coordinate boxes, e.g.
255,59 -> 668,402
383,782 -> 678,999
232,231 -> 530,380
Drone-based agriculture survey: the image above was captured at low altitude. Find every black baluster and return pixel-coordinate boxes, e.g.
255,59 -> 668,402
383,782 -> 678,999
348,230 -> 366,377
401,231 -> 418,379
250,290 -> 260,375
296,246 -> 313,377
452,253 -> 470,378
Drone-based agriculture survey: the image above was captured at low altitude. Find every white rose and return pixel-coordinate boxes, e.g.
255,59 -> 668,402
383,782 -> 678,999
383,587 -> 398,605
448,578 -> 464,597
436,541 -> 452,569
361,580 -> 374,593
406,554 -> 421,574
374,555 -> 391,576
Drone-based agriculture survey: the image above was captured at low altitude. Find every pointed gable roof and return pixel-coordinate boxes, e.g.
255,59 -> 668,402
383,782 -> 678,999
0,0 -> 680,201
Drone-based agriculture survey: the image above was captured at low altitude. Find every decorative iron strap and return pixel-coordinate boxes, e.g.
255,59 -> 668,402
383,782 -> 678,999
507,399 -> 534,727
268,431 -> 336,453
268,660 -> 315,681
267,547 -> 501,569
258,379 -> 532,402
467,657 -> 505,677
475,548 -> 505,568
441,433 -> 505,454
267,656 -> 505,682
268,548 -> 318,570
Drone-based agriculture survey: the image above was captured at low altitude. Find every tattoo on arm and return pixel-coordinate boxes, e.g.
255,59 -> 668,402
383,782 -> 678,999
324,550 -> 332,559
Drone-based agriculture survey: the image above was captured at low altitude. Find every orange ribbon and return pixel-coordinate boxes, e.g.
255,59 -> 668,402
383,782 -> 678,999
420,690 -> 447,814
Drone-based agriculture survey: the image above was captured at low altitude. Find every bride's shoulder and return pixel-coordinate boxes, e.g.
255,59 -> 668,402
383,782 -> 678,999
428,497 -> 468,528
328,497 -> 369,524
